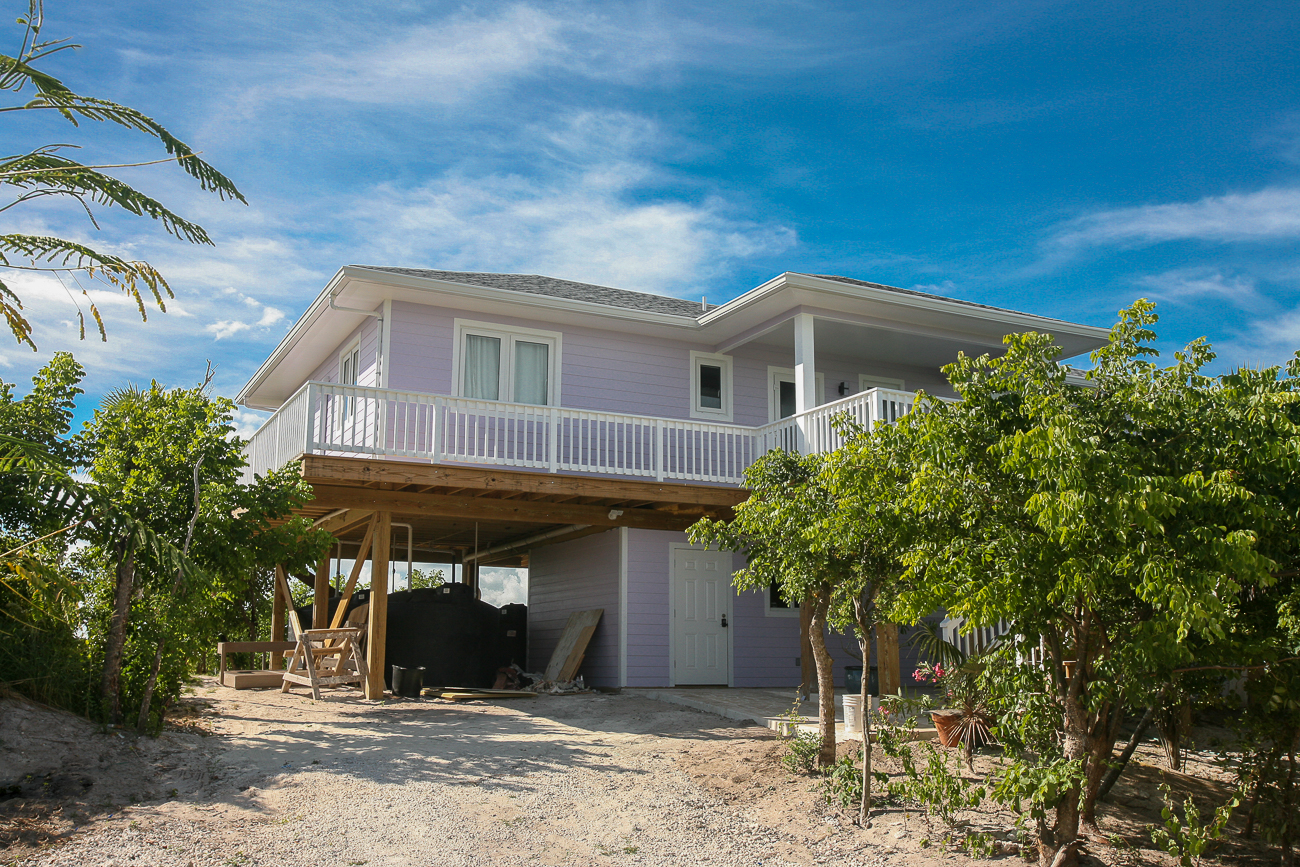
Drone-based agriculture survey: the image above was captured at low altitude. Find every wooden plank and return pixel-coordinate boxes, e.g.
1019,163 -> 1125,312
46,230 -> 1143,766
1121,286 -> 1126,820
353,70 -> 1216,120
544,609 -> 604,682
314,553 -> 332,630
307,485 -> 716,531
365,510 -> 391,700
300,455 -> 748,507
329,517 -> 375,629
437,690 -> 537,701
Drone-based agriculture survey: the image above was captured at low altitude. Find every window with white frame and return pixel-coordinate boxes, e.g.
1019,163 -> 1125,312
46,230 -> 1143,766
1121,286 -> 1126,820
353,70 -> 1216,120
765,580 -> 800,617
338,339 -> 362,418
858,373 -> 905,392
689,351 -> 733,421
454,320 -> 560,406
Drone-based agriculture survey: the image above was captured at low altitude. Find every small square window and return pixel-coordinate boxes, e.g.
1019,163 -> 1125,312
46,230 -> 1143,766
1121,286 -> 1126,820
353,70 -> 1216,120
689,351 -> 733,421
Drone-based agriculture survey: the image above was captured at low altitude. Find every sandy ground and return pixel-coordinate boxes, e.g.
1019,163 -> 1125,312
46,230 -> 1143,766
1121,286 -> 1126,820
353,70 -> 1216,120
0,680 -> 1276,866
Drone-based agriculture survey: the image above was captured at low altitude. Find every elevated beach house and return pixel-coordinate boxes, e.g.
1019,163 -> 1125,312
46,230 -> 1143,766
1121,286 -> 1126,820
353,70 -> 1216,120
237,267 -> 1109,697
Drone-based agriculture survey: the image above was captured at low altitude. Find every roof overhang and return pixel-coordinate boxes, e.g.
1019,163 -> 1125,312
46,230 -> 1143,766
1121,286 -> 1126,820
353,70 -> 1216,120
238,268 -> 1111,410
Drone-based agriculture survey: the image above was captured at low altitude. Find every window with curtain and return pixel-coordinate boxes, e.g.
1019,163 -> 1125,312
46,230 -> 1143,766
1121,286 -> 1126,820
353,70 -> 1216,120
457,324 -> 557,405
463,334 -> 502,400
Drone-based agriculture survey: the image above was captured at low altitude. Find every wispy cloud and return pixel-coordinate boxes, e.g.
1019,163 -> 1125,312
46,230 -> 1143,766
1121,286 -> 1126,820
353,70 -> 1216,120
1135,268 -> 1265,307
341,112 -> 796,295
1047,187 -> 1300,255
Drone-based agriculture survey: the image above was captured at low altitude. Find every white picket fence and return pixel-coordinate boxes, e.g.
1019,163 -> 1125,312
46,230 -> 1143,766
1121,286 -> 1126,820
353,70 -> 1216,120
241,382 -> 922,484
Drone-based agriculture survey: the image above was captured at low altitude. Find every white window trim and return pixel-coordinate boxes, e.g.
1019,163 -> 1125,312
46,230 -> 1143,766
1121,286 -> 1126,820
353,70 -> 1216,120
689,351 -> 734,422
452,318 -> 563,406
763,582 -> 800,618
858,373 -> 905,392
339,338 -> 362,386
767,366 -> 825,422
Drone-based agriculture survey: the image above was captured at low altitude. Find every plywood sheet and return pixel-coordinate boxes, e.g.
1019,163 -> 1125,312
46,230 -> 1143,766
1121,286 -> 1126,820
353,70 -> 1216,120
544,609 -> 604,683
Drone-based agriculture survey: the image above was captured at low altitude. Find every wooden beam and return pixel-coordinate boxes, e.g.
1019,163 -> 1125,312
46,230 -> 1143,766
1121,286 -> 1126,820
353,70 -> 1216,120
330,517 -> 376,629
314,509 -> 374,537
313,554 -> 332,630
307,484 -> 722,531
473,525 -> 609,565
300,455 -> 747,507
366,511 -> 391,700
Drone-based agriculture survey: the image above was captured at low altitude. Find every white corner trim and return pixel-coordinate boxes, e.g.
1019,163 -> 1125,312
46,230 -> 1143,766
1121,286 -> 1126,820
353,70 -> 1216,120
380,299 -> 393,389
688,350 -> 734,422
618,527 -> 628,688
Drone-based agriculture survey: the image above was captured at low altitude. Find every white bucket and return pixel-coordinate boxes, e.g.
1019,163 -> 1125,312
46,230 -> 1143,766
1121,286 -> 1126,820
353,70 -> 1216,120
842,694 -> 863,735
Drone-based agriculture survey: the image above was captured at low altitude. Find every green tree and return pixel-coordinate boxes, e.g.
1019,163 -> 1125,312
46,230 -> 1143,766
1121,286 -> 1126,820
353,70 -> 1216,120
1,0 -> 244,348
893,302 -> 1290,867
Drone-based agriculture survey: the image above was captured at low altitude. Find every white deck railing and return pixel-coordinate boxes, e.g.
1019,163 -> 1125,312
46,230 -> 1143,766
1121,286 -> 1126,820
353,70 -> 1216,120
240,382 -> 923,485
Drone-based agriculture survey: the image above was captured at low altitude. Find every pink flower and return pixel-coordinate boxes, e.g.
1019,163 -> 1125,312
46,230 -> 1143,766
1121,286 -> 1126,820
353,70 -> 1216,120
912,670 -> 925,682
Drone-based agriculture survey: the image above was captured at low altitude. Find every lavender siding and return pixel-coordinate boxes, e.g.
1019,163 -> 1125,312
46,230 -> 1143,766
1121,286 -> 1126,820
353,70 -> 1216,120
527,530 -> 620,687
374,301 -> 951,423
624,529 -> 673,686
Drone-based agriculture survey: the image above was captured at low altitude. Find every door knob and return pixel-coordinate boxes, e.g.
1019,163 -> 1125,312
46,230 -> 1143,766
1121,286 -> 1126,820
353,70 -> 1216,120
720,614 -> 728,628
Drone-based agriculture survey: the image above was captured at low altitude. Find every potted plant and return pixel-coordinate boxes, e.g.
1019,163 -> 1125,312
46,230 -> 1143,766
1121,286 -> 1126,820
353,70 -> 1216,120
913,659 -> 995,769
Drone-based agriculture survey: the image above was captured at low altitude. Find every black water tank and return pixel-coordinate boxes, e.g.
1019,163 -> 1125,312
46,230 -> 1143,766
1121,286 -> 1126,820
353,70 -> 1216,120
384,584 -> 501,689
497,603 -> 528,669
295,589 -> 371,633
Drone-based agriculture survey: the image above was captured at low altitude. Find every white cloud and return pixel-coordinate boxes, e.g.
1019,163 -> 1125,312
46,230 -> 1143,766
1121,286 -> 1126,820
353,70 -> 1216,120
229,407 -> 269,439
343,113 -> 796,295
203,288 -> 285,340
1135,269 -> 1264,307
478,567 -> 527,607
1048,187 -> 1300,254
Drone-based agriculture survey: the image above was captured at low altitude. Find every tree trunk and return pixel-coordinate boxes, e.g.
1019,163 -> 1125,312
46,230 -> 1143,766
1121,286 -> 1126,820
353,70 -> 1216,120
1080,699 -> 1122,826
1097,706 -> 1153,802
136,636 -> 167,732
99,543 -> 135,725
854,595 -> 874,827
808,585 -> 836,768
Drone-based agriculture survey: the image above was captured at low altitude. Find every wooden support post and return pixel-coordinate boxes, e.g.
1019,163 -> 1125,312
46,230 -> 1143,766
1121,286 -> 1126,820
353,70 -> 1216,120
314,553 -> 331,630
270,565 -> 287,667
876,622 -> 901,698
365,511 -> 391,700
329,518 -> 376,630
465,560 -> 479,598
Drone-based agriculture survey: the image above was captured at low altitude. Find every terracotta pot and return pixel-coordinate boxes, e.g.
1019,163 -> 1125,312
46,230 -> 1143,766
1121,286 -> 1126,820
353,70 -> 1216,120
930,710 -> 994,749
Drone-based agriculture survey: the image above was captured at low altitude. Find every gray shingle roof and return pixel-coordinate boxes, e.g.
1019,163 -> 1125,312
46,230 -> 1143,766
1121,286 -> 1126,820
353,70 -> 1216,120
354,267 -> 709,318
354,266 -> 1064,325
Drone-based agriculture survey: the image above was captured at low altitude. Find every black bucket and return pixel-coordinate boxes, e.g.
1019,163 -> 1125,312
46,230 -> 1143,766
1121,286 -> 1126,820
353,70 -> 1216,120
391,664 -> 426,698
845,665 -> 879,696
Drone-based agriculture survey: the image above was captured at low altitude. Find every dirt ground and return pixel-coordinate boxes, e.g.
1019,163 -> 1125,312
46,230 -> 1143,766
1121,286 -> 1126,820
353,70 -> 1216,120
0,680 -> 1277,866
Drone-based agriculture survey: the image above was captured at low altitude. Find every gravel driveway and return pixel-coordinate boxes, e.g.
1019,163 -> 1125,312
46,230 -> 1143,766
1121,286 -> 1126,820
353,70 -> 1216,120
14,681 -> 875,867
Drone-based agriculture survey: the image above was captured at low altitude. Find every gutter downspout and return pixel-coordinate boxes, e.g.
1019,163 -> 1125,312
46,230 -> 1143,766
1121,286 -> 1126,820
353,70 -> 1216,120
329,285 -> 385,387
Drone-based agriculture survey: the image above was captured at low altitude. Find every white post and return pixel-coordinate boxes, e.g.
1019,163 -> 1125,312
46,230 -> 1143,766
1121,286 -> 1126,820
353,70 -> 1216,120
303,383 -> 317,456
793,313 -> 816,452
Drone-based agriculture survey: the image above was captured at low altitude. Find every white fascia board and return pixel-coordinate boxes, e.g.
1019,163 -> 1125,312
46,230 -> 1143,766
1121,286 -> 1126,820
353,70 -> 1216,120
702,272 -> 1110,347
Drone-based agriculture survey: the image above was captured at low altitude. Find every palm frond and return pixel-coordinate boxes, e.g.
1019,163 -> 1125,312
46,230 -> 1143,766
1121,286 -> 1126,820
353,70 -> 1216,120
907,618 -> 967,668
0,275 -> 33,348
0,149 -> 215,243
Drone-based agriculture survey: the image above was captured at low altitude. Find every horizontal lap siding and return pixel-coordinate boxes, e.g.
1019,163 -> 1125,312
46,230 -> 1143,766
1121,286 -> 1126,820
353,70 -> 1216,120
527,530 -> 620,687
387,301 -> 454,393
310,315 -> 380,386
624,529 -> 674,686
731,585 -> 805,688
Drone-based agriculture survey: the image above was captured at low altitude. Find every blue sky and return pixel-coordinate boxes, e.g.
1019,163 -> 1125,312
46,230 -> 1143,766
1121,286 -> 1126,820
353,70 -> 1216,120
4,0 -> 1300,433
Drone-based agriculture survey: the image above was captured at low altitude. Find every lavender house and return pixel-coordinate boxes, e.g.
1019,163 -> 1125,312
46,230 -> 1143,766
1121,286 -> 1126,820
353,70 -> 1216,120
237,267 -> 1108,697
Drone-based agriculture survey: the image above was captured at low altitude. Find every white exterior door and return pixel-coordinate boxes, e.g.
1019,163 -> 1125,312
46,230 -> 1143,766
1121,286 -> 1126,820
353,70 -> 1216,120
672,548 -> 731,685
